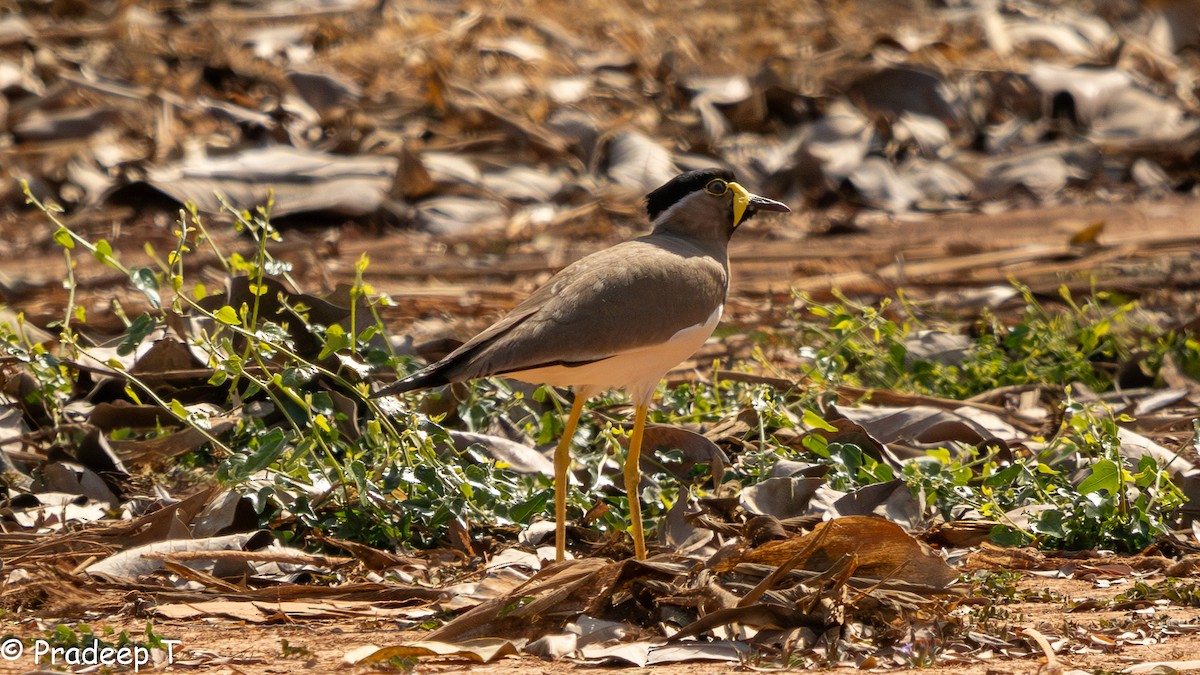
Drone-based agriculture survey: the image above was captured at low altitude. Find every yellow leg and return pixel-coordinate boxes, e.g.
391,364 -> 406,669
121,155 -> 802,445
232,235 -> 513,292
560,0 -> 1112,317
626,404 -> 649,560
554,393 -> 587,562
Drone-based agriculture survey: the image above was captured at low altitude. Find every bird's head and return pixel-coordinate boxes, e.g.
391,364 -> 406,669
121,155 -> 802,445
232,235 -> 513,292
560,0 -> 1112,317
645,169 -> 790,239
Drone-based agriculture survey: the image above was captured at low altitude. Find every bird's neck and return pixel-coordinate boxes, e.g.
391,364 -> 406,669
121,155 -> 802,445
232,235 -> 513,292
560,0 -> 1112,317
648,199 -> 734,253
639,231 -> 730,272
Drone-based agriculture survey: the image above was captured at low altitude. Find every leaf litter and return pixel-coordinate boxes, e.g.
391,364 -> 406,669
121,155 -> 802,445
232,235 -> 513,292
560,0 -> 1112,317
4,0 -> 1200,672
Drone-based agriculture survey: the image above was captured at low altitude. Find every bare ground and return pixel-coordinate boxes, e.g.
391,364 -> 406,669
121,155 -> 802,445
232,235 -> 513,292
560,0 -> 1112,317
2,577 -> 1199,673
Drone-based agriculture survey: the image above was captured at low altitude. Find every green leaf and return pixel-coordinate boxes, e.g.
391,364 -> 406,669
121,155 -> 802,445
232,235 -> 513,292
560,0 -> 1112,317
1032,508 -> 1068,539
53,226 -> 75,249
214,306 -> 240,326
801,432 -> 829,458
509,490 -> 550,523
802,408 -> 837,432
117,313 -> 157,356
318,324 -> 350,360
129,267 -> 161,308
926,447 -> 951,464
1078,458 -> 1122,495
241,428 -> 288,475
280,364 -> 317,388
310,391 -> 334,415
94,239 -> 115,267
535,410 -> 561,445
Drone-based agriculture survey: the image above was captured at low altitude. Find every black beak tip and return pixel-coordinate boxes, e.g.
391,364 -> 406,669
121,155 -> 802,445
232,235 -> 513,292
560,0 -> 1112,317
751,195 -> 790,213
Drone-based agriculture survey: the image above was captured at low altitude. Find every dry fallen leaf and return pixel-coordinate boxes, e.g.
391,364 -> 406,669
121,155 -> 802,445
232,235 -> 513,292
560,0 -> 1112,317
352,638 -> 520,664
716,516 -> 959,589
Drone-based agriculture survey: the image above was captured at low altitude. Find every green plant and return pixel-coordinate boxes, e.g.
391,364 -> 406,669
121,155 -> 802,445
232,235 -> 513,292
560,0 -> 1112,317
281,639 -> 314,658
962,569 -> 1024,603
1115,578 -> 1200,607
792,285 -> 1184,400
9,186 -> 563,551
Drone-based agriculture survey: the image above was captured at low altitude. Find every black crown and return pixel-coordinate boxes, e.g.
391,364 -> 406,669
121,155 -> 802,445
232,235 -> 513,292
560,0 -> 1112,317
644,168 -> 736,220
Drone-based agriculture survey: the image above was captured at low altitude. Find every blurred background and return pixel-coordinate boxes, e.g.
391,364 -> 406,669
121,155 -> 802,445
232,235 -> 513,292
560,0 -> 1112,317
2,0 -> 1200,334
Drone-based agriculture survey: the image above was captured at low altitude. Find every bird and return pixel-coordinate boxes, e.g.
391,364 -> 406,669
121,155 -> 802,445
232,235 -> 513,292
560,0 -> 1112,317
373,169 -> 789,561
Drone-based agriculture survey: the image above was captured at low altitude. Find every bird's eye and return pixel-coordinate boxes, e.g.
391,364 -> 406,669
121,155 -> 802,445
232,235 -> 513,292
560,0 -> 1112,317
704,179 -> 728,196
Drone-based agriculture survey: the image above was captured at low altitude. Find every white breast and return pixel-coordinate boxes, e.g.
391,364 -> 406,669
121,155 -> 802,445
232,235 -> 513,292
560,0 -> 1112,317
505,304 -> 723,406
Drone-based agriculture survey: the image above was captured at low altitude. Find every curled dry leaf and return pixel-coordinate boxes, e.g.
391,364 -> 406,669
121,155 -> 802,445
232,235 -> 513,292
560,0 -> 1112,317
636,424 -> 727,487
450,430 -> 554,475
602,130 -> 678,194
715,515 -> 958,589
85,530 -> 272,580
740,476 -> 825,519
144,146 -> 400,217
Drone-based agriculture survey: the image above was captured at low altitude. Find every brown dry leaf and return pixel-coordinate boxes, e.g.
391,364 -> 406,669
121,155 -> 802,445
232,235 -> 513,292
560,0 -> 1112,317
352,638 -> 520,664
601,130 -> 678,193
578,640 -> 653,666
2,491 -> 110,528
668,604 -> 819,643
523,632 -> 578,659
11,107 -> 119,142
636,425 -> 727,487
38,460 -> 119,505
1069,220 -> 1106,246
1116,427 -> 1197,478
833,403 -> 1017,457
415,196 -> 508,236
110,423 -> 235,466
1123,660 -> 1200,673
143,146 -> 400,217
716,516 -> 958,589
661,492 -> 714,553
154,599 -> 431,623
85,531 -> 271,580
318,535 -> 417,571
848,156 -> 920,212
449,430 -> 553,475
823,479 -> 926,529
647,641 -> 749,665
739,476 -> 825,519
89,402 -> 179,430
962,543 -> 1050,571
427,558 -> 611,642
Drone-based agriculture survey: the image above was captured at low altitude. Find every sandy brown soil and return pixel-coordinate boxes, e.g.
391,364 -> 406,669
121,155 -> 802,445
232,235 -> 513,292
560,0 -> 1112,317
2,576 -> 1199,674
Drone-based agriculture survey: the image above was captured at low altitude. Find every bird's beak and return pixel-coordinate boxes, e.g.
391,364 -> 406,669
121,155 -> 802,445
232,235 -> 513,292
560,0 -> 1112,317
729,182 -> 790,227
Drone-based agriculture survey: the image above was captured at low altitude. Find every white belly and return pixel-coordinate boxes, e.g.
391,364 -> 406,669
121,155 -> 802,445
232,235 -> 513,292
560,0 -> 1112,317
505,305 -> 722,405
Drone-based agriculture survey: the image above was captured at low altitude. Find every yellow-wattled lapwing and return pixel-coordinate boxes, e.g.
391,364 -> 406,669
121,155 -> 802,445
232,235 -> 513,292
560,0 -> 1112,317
374,169 -> 789,560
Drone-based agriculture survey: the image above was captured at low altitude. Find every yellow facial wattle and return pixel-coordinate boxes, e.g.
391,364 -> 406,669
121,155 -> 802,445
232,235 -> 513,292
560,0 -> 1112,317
728,182 -> 752,227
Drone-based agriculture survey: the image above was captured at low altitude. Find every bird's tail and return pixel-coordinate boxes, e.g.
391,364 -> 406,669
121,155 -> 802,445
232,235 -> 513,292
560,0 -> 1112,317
370,364 -> 452,398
